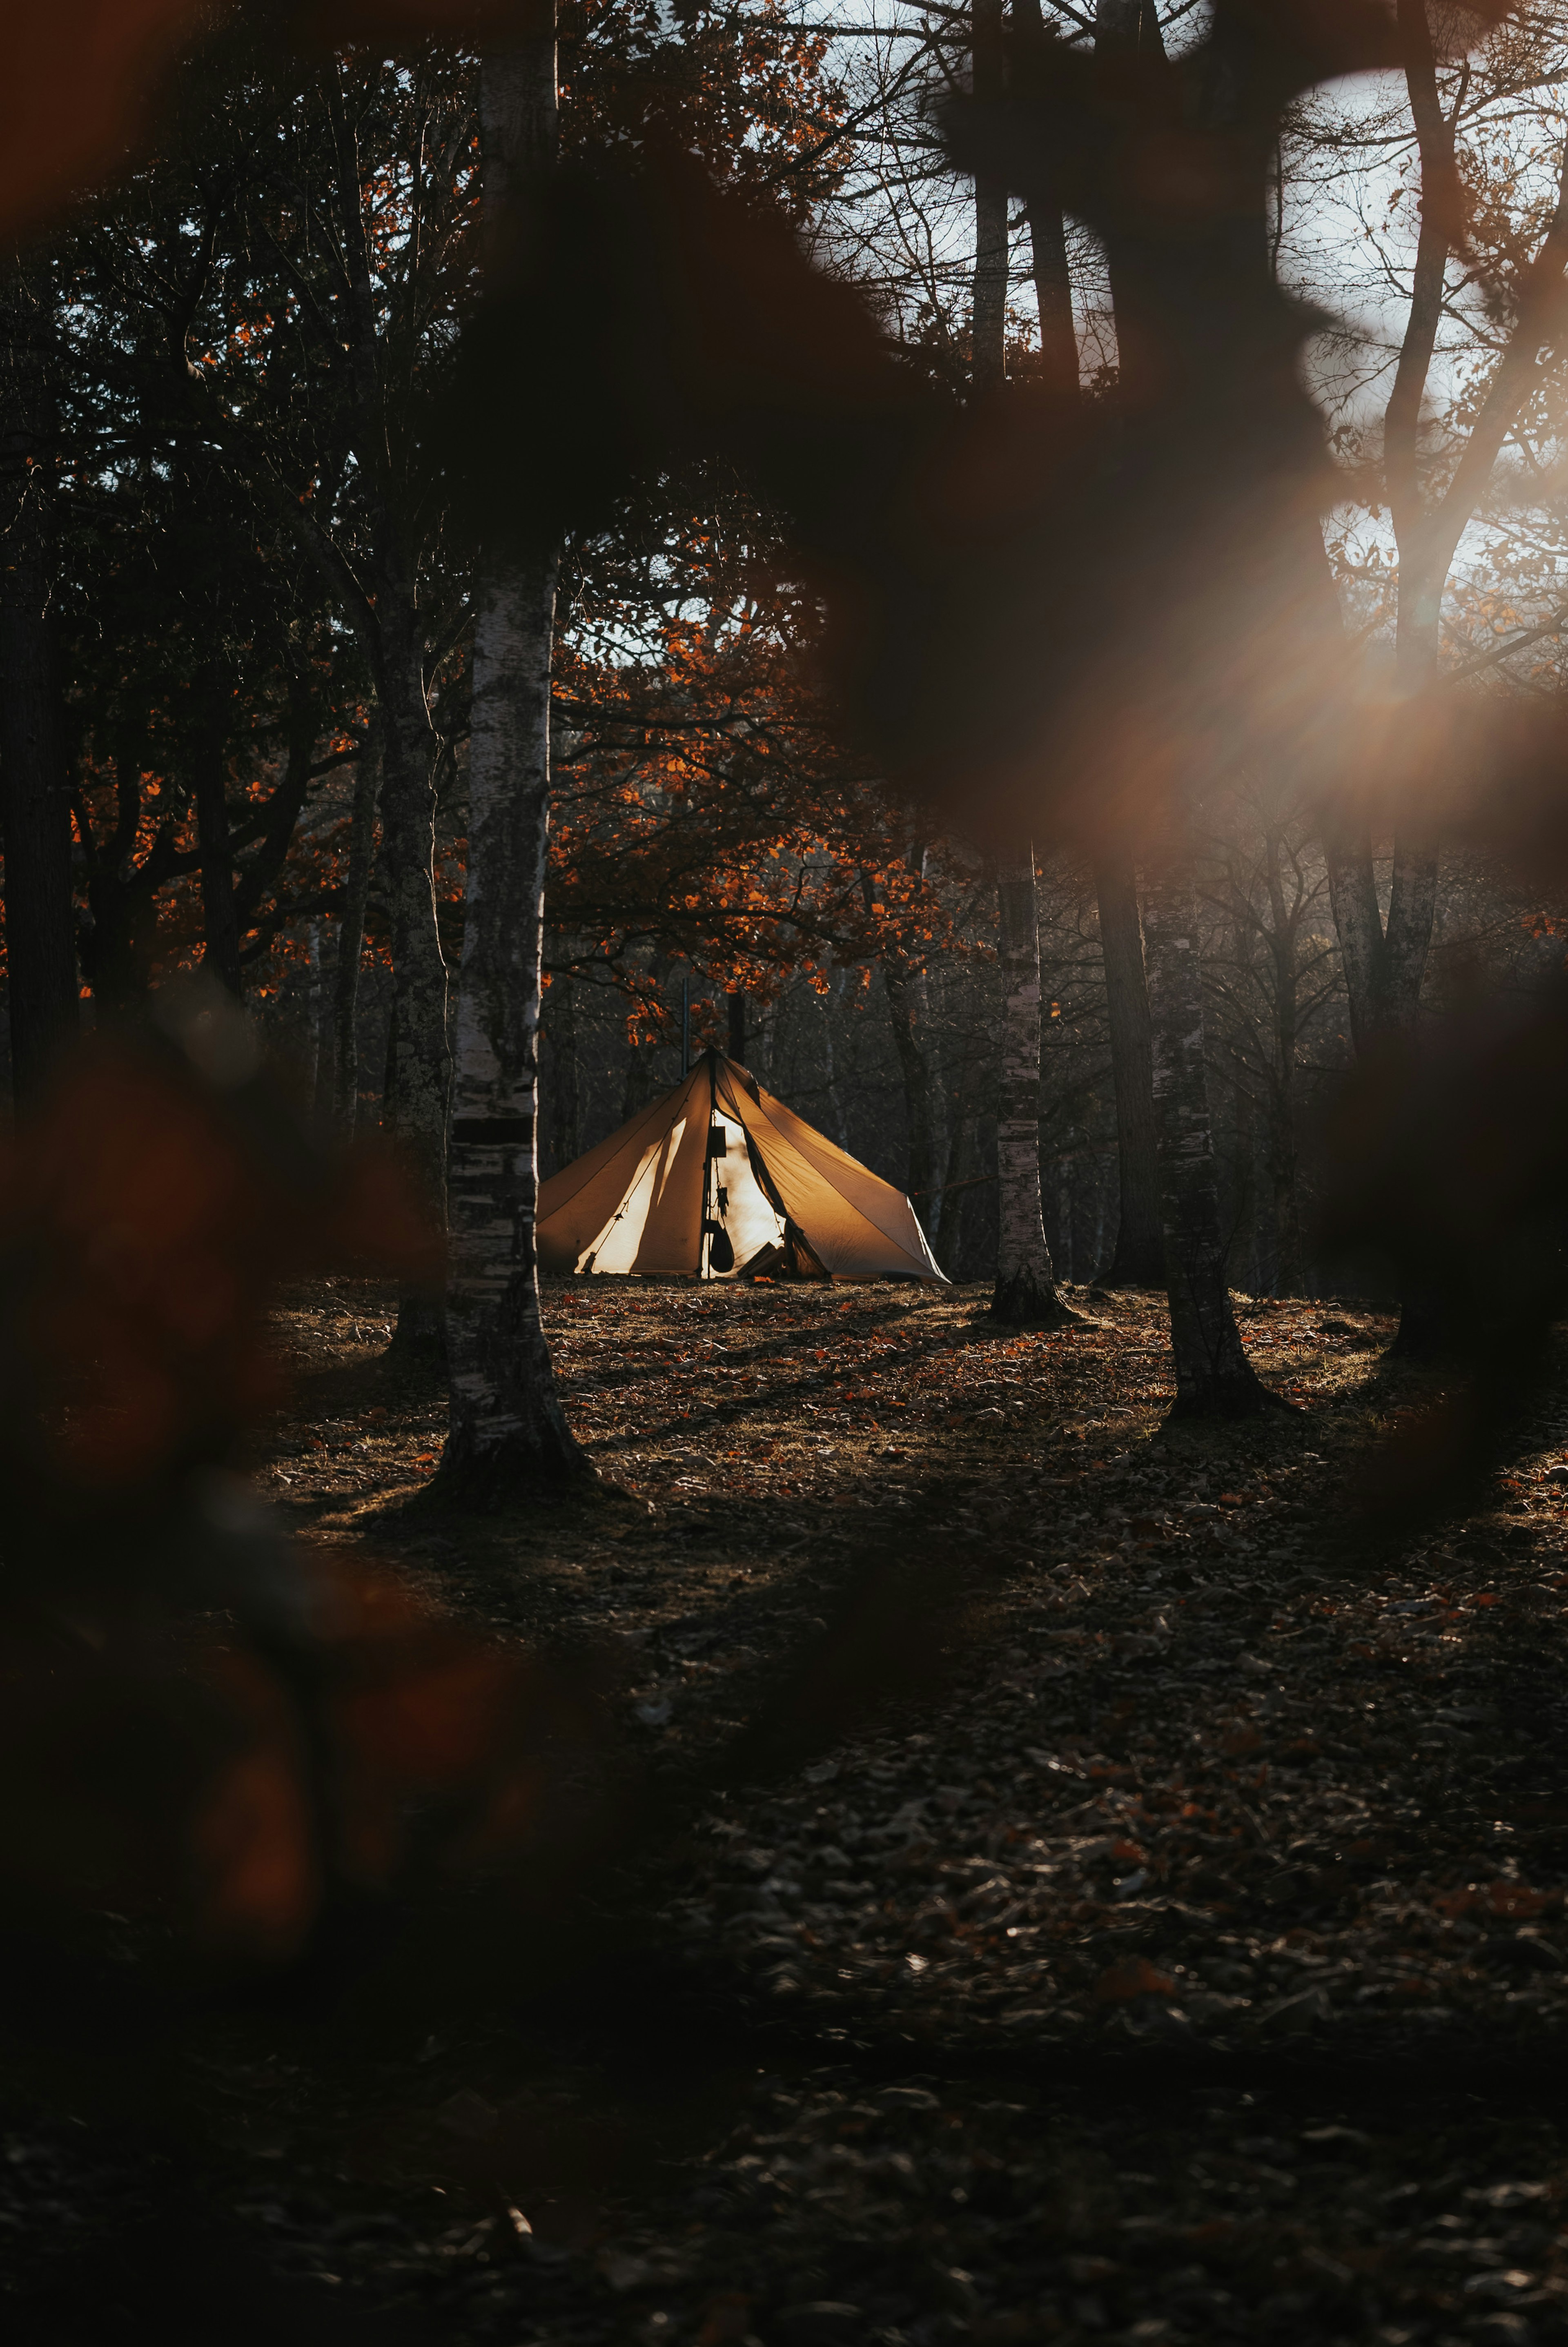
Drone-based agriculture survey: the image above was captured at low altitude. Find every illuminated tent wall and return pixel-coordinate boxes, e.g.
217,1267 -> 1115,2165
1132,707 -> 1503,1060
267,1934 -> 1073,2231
536,1049 -> 945,1283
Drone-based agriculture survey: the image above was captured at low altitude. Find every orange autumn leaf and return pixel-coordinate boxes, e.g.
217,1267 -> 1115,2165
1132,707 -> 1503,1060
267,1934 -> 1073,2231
1094,1955 -> 1176,2004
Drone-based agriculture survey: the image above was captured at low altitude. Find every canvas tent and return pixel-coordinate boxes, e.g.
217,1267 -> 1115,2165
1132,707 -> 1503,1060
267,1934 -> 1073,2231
537,1050 -> 945,1283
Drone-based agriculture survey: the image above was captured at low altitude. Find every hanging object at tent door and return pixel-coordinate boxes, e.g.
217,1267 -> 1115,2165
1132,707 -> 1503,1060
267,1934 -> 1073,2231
703,1116 -> 735,1271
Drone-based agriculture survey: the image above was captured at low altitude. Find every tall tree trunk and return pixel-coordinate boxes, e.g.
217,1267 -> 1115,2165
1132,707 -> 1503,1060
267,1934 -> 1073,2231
886,963 -> 940,1233
1014,0 -> 1076,396
543,964 -> 579,1176
1231,1074 -> 1262,1293
331,725 -> 379,1132
934,1044 -> 978,1273
822,971 -> 849,1147
1144,877 -> 1282,1416
437,22 -> 591,1503
727,988 -> 746,1064
971,0 -> 1009,394
1320,11 -> 1445,1062
1013,37 -> 1160,1297
1261,826 -> 1306,1294
193,675 -> 243,999
878,847 -> 943,1232
1089,0 -> 1275,1400
75,749 -> 165,1009
1314,3 -> 1568,1343
967,36 -> 1067,1323
1094,853 -> 1165,1285
0,275 -> 77,1103
302,919 -> 323,1106
991,843 -> 1072,1324
1053,1144 -> 1074,1281
377,642 -> 451,1360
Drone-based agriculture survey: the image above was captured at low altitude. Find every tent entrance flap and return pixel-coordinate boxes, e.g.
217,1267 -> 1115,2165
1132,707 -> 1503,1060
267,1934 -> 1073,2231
699,1102 -> 786,1280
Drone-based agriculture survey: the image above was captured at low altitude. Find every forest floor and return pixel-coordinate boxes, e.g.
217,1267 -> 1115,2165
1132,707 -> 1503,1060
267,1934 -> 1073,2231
9,1273 -> 1568,2346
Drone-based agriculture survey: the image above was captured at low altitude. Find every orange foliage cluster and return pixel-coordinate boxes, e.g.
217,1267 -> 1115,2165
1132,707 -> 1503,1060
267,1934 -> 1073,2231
551,588 -> 962,1033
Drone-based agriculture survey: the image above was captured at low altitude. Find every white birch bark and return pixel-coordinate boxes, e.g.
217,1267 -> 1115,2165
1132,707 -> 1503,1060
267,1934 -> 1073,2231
991,843 -> 1072,1325
437,24 -> 591,1501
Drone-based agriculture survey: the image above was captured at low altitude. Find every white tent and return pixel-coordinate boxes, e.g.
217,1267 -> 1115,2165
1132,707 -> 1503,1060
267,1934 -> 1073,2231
536,1049 -> 945,1283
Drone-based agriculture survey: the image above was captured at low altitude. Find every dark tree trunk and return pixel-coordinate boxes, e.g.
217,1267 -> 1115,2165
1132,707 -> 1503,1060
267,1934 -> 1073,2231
436,20 -> 592,1503
991,844 -> 1073,1324
934,1118 -> 969,1275
886,967 -> 938,1225
1144,877 -> 1283,1416
75,751 -> 165,1009
971,0 -> 1008,395
727,989 -> 746,1064
331,725 -> 379,1133
1014,0 -> 1078,398
879,845 -> 942,1235
231,661 -> 316,955
934,1050 -> 978,1274
543,966 -> 579,1175
1258,824 -> 1307,1294
0,281 -> 77,1103
967,32 -> 1069,1326
378,646 -> 451,1362
1094,853 -> 1165,1285
192,691 -> 243,999
382,995 -> 399,1125
0,601 -> 78,1097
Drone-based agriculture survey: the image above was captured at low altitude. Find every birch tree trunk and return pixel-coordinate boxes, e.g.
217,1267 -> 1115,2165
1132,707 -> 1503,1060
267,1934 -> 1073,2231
0,273 -> 77,1103
331,725 -> 379,1133
991,843 -> 1073,1324
1144,878 -> 1282,1416
1094,852 -> 1165,1286
436,22 -> 591,1503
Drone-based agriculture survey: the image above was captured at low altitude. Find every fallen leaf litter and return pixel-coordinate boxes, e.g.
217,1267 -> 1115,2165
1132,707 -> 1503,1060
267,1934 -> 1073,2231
7,1274 -> 1568,2344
